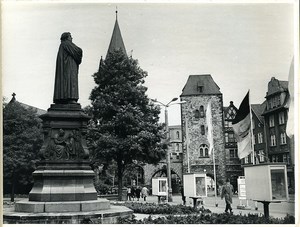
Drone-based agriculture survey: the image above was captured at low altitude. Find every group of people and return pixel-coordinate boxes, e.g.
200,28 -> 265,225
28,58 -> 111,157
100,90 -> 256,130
127,186 -> 149,201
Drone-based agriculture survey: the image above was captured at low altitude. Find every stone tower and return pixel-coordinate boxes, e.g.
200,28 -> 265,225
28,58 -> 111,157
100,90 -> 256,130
180,74 -> 226,185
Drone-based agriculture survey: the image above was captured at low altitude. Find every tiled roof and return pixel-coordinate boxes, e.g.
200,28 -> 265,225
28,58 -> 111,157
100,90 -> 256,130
181,75 -> 221,96
18,102 -> 47,116
251,101 -> 266,123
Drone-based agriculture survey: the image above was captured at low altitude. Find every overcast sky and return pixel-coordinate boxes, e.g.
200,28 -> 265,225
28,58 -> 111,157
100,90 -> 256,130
2,1 -> 295,125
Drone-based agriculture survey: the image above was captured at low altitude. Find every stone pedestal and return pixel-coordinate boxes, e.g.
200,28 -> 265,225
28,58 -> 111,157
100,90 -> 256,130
15,103 -> 106,213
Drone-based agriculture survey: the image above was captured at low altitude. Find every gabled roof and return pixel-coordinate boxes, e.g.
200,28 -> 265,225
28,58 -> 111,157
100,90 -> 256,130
181,75 -> 221,96
8,94 -> 47,116
106,13 -> 127,58
251,101 -> 266,124
266,77 -> 288,97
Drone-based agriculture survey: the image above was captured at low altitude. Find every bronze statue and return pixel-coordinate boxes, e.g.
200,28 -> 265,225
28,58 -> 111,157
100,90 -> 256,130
53,32 -> 83,104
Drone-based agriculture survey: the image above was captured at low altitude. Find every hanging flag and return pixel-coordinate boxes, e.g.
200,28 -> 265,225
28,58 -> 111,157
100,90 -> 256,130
232,91 -> 252,159
286,57 -> 294,138
206,101 -> 213,155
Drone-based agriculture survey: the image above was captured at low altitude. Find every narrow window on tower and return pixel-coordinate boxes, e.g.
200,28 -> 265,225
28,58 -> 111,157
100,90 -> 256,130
201,125 -> 205,135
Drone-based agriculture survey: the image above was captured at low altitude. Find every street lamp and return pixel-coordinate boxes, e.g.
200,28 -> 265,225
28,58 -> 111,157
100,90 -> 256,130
151,97 -> 185,202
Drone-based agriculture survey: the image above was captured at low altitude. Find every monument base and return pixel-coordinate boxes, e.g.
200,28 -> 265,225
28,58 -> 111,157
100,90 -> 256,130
3,205 -> 133,224
15,198 -> 110,213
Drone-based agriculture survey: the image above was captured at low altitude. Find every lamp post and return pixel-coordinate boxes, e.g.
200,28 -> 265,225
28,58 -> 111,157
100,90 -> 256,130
151,97 -> 185,202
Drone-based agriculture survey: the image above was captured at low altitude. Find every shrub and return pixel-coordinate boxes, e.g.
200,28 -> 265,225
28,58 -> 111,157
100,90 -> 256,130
117,213 -> 295,224
115,202 -> 211,214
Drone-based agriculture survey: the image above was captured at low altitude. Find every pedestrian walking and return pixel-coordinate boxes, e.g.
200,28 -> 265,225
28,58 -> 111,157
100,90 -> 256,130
180,185 -> 186,205
127,187 -> 132,201
141,186 -> 149,201
221,179 -> 234,214
135,186 -> 141,201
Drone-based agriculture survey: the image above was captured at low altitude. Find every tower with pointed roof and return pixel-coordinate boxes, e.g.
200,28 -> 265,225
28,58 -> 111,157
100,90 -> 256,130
180,74 -> 226,184
106,9 -> 127,58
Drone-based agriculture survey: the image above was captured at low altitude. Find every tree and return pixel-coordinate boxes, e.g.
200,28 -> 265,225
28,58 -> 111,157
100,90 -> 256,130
88,49 -> 166,200
3,99 -> 43,201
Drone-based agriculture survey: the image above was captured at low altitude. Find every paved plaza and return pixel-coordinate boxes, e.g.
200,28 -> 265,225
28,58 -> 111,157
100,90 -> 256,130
128,194 -> 295,219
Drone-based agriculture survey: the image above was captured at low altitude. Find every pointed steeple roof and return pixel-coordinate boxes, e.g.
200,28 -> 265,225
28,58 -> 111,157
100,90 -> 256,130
106,10 -> 127,58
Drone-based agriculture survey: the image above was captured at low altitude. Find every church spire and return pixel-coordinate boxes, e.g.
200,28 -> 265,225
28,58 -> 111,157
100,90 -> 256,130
106,9 -> 127,58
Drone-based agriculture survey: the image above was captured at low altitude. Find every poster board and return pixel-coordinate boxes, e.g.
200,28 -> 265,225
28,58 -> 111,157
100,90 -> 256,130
244,164 -> 288,202
183,173 -> 207,198
237,176 -> 246,200
152,177 -> 168,196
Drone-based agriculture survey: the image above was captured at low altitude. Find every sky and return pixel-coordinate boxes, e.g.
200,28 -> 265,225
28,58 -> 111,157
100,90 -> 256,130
2,1 -> 296,126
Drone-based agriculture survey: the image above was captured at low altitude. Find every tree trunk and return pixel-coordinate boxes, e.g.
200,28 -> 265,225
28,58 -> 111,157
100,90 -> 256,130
117,161 -> 124,201
10,168 -> 15,202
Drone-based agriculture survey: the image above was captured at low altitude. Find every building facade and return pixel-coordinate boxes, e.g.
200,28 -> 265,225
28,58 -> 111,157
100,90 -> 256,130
261,77 -> 294,189
223,101 -> 242,191
180,75 -> 226,186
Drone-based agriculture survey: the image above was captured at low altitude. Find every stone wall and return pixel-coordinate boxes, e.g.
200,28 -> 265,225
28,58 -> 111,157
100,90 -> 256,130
181,94 -> 226,184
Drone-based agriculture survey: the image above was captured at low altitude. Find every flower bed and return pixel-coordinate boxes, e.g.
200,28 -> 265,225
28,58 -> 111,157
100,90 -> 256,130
117,213 -> 295,224
114,202 -> 211,214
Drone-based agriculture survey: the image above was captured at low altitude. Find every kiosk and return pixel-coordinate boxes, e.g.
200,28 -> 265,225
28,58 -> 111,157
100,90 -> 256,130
152,177 -> 168,203
244,163 -> 288,218
183,173 -> 207,208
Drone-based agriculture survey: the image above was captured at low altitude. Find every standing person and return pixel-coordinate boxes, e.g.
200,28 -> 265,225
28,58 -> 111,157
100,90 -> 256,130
131,186 -> 136,201
135,186 -> 141,201
127,187 -> 131,201
221,179 -> 234,214
54,32 -> 83,104
141,186 -> 149,201
180,185 -> 186,205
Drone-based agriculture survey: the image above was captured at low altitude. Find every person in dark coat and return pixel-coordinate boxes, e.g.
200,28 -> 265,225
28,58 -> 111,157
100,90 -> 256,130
131,186 -> 136,201
135,186 -> 141,201
221,179 -> 234,214
180,185 -> 186,205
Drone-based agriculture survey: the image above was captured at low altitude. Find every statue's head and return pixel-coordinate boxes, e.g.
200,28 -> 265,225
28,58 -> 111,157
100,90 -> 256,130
61,32 -> 71,41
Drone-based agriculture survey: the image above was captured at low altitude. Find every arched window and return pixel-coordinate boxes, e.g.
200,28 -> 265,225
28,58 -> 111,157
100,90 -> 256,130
200,105 -> 204,118
199,144 -> 209,157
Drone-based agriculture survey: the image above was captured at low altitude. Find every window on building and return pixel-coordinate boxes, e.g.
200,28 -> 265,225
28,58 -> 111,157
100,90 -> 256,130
280,133 -> 287,145
244,156 -> 248,164
228,133 -> 235,142
225,133 -> 229,142
194,110 -> 200,118
270,135 -> 276,146
272,155 -> 275,162
230,149 -> 238,158
283,154 -> 287,163
200,105 -> 205,118
201,125 -> 205,135
275,155 -> 279,162
258,133 -> 263,144
253,135 -> 256,145
269,115 -> 275,127
176,131 -> 180,139
279,112 -> 285,125
258,150 -> 264,162
197,85 -> 203,93
287,154 -> 291,165
199,144 -> 209,157
224,121 -> 229,127
175,143 -> 179,151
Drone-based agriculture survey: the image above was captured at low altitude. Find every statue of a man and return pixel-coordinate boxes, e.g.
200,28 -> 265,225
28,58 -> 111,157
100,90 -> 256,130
53,32 -> 83,104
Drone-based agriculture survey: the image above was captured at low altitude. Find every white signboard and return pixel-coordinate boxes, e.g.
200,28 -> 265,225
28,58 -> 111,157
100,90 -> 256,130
152,177 -> 168,196
237,176 -> 246,200
183,173 -> 207,198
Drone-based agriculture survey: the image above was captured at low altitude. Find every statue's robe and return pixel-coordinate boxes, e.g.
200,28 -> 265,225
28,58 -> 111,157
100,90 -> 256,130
53,40 -> 82,104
